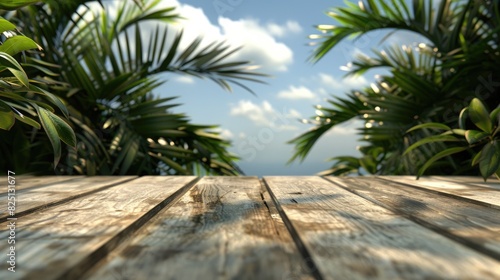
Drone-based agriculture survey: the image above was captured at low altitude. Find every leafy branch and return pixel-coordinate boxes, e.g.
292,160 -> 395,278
405,98 -> 500,181
0,16 -> 75,167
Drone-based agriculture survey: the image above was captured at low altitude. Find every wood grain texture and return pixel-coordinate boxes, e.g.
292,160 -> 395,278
0,176 -> 82,194
0,176 -> 197,280
379,176 -> 500,209
0,176 -> 137,222
259,179 -> 316,280
265,176 -> 500,280
85,177 -> 313,280
330,176 -> 500,260
430,176 -> 500,190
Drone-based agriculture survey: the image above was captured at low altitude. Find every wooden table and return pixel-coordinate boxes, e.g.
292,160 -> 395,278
1,176 -> 499,279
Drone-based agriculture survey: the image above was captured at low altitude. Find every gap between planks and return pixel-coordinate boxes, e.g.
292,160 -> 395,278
0,176 -> 138,223
327,176 -> 500,261
83,177 -> 314,280
0,176 -> 84,194
377,176 -> 500,210
0,176 -> 200,280
430,176 -> 500,191
262,177 -> 325,280
59,176 -> 201,280
265,176 -> 500,280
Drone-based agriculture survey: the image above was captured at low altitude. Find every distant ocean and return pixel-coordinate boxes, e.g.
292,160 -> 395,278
238,161 -> 331,177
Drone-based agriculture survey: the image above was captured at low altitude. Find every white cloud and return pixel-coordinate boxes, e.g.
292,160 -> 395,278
173,4 -> 223,46
267,23 -> 285,37
230,100 -> 274,126
230,100 -> 299,131
287,109 -> 302,119
278,125 -> 300,131
220,129 -> 234,139
151,0 -> 293,72
329,126 -> 358,135
319,73 -> 340,88
267,20 -> 303,37
218,18 -> 293,72
318,73 -> 369,93
278,86 -> 316,100
95,1 -> 294,73
174,76 -> 195,84
286,21 -> 303,33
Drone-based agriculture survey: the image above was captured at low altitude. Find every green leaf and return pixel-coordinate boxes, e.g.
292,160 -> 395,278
471,150 -> 482,166
14,114 -> 40,129
37,106 -> 76,168
0,52 -> 29,87
21,63 -> 59,76
458,107 -> 468,130
465,130 -> 489,144
479,142 -> 500,181
0,18 -> 16,33
417,146 -> 469,178
404,135 -> 460,155
29,84 -> 69,118
359,155 -> 377,174
113,134 -> 139,174
37,106 -> 62,167
0,0 -> 41,10
469,98 -> 492,133
490,106 -> 500,124
149,152 -> 188,174
0,36 -> 41,56
45,111 -> 76,147
0,99 -> 11,110
0,102 -> 15,130
450,129 -> 466,136
406,122 -> 451,133
329,156 -> 360,166
367,146 -> 384,158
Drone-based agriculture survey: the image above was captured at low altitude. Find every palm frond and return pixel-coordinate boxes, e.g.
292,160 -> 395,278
292,0 -> 499,176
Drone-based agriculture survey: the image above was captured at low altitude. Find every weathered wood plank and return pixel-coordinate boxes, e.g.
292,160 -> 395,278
0,176 -> 82,194
258,179 -> 316,280
84,177 -> 314,280
330,176 -> 500,260
379,176 -> 500,209
431,176 -> 500,191
0,176 -> 197,280
265,176 -> 500,280
0,176 -> 137,222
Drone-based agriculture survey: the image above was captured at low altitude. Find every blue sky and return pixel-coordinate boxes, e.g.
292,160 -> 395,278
149,0 -> 424,176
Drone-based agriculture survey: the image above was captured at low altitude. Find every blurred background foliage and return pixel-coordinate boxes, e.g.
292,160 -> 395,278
0,0 -> 265,175
3,0 -> 499,178
290,0 -> 500,177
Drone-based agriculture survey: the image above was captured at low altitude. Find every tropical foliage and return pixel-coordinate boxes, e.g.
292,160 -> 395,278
290,0 -> 500,177
1,0 -> 265,175
0,14 -> 76,170
405,98 -> 500,180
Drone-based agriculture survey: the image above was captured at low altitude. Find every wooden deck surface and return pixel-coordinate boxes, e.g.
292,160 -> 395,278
1,176 -> 499,279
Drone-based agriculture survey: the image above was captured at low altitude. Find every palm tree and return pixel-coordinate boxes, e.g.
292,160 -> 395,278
289,0 -> 500,176
1,0 -> 265,175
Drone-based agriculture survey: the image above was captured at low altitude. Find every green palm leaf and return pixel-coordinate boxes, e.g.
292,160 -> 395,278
291,0 -> 499,176
1,0 -> 265,175
417,146 -> 469,178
